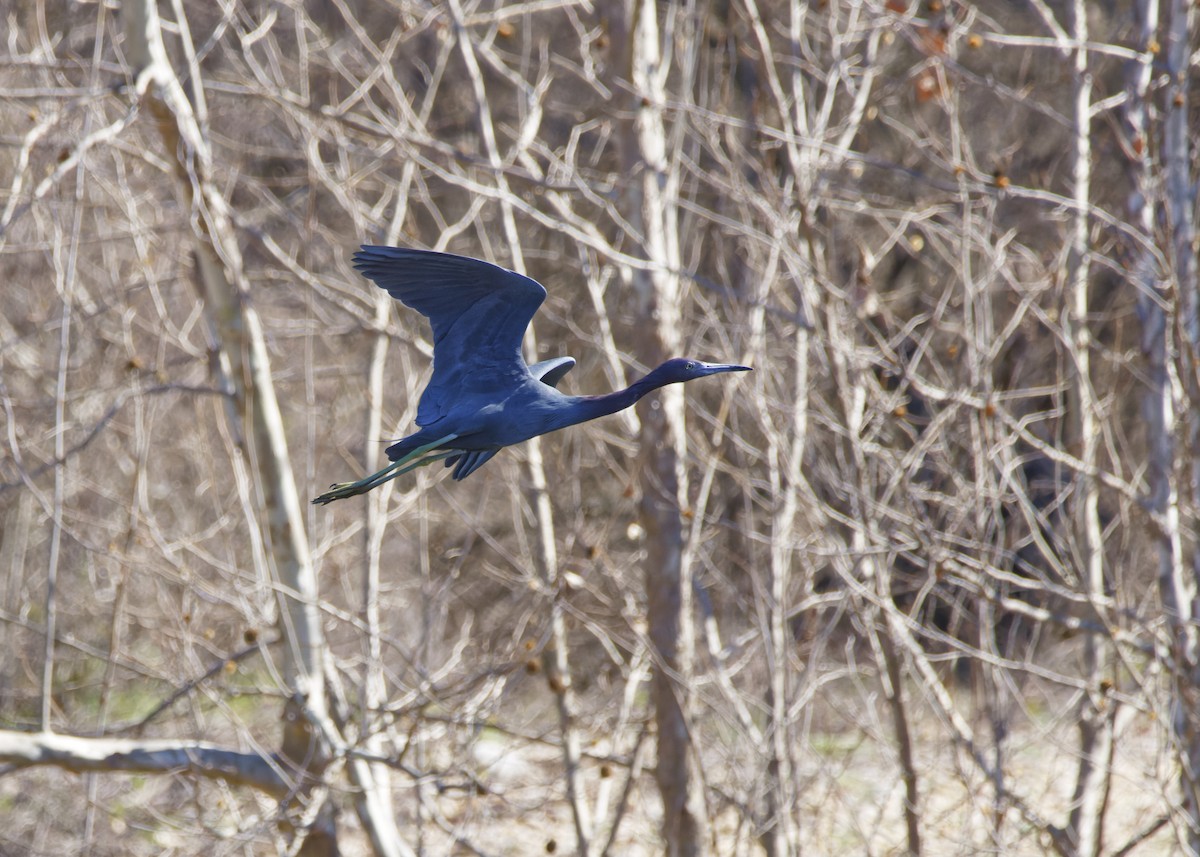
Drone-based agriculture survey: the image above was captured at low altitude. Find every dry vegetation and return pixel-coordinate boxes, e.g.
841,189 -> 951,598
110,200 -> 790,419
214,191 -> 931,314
1,0 -> 1198,855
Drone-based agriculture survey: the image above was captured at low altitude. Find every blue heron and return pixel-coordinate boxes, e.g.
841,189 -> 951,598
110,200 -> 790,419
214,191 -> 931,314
313,247 -> 750,504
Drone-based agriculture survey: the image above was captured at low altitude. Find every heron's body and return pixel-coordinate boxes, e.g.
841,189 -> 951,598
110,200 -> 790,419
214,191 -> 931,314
390,375 -> 579,460
314,247 -> 749,504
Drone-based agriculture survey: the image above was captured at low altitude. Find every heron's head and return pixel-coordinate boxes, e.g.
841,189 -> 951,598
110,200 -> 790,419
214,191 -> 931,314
649,358 -> 753,386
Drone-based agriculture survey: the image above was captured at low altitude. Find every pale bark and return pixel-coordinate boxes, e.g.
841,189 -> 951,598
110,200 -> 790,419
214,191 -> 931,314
1125,1 -> 1185,848
343,169 -> 416,857
1062,4 -> 1113,852
40,227 -> 71,731
1161,0 -> 1200,848
744,239 -> 805,857
616,1 -> 707,853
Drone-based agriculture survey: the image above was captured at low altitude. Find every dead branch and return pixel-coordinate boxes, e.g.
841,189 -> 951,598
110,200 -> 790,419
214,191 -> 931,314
0,729 -> 291,796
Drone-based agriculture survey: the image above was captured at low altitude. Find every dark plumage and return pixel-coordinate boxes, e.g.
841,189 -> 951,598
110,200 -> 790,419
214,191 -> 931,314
314,247 -> 750,504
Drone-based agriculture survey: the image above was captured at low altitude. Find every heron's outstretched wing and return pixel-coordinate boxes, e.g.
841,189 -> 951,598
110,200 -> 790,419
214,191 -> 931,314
353,246 -> 547,426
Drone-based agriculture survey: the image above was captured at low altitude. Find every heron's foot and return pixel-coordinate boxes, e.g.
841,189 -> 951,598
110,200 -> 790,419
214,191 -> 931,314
312,434 -> 461,505
313,480 -> 370,505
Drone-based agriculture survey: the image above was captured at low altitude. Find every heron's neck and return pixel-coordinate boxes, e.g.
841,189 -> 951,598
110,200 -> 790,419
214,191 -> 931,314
568,373 -> 674,425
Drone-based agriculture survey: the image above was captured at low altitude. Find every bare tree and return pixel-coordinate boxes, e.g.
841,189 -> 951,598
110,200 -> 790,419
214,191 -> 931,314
3,1 -> 1200,855
1060,1 -> 1113,852
611,1 -> 709,854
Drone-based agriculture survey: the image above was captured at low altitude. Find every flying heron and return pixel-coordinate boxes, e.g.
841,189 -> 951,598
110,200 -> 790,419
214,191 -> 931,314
313,247 -> 750,504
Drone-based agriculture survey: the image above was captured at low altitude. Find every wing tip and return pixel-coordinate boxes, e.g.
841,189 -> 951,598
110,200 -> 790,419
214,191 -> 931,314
352,244 -> 394,272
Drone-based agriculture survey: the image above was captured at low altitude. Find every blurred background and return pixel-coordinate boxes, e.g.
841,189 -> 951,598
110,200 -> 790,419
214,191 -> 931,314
1,0 -> 1197,854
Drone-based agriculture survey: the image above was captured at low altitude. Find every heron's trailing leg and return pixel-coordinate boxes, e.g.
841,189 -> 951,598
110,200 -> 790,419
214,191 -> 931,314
312,434 -> 458,505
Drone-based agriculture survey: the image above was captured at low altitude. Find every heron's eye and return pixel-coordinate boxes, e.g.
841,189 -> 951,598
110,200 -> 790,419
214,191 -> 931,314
686,361 -> 696,370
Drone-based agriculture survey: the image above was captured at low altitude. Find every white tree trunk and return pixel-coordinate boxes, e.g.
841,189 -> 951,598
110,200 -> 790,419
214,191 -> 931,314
615,1 -> 707,853
1161,0 -> 1200,849
1061,4 -> 1113,851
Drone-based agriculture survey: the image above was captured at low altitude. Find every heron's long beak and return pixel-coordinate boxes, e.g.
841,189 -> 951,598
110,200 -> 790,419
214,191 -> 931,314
703,363 -> 752,374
